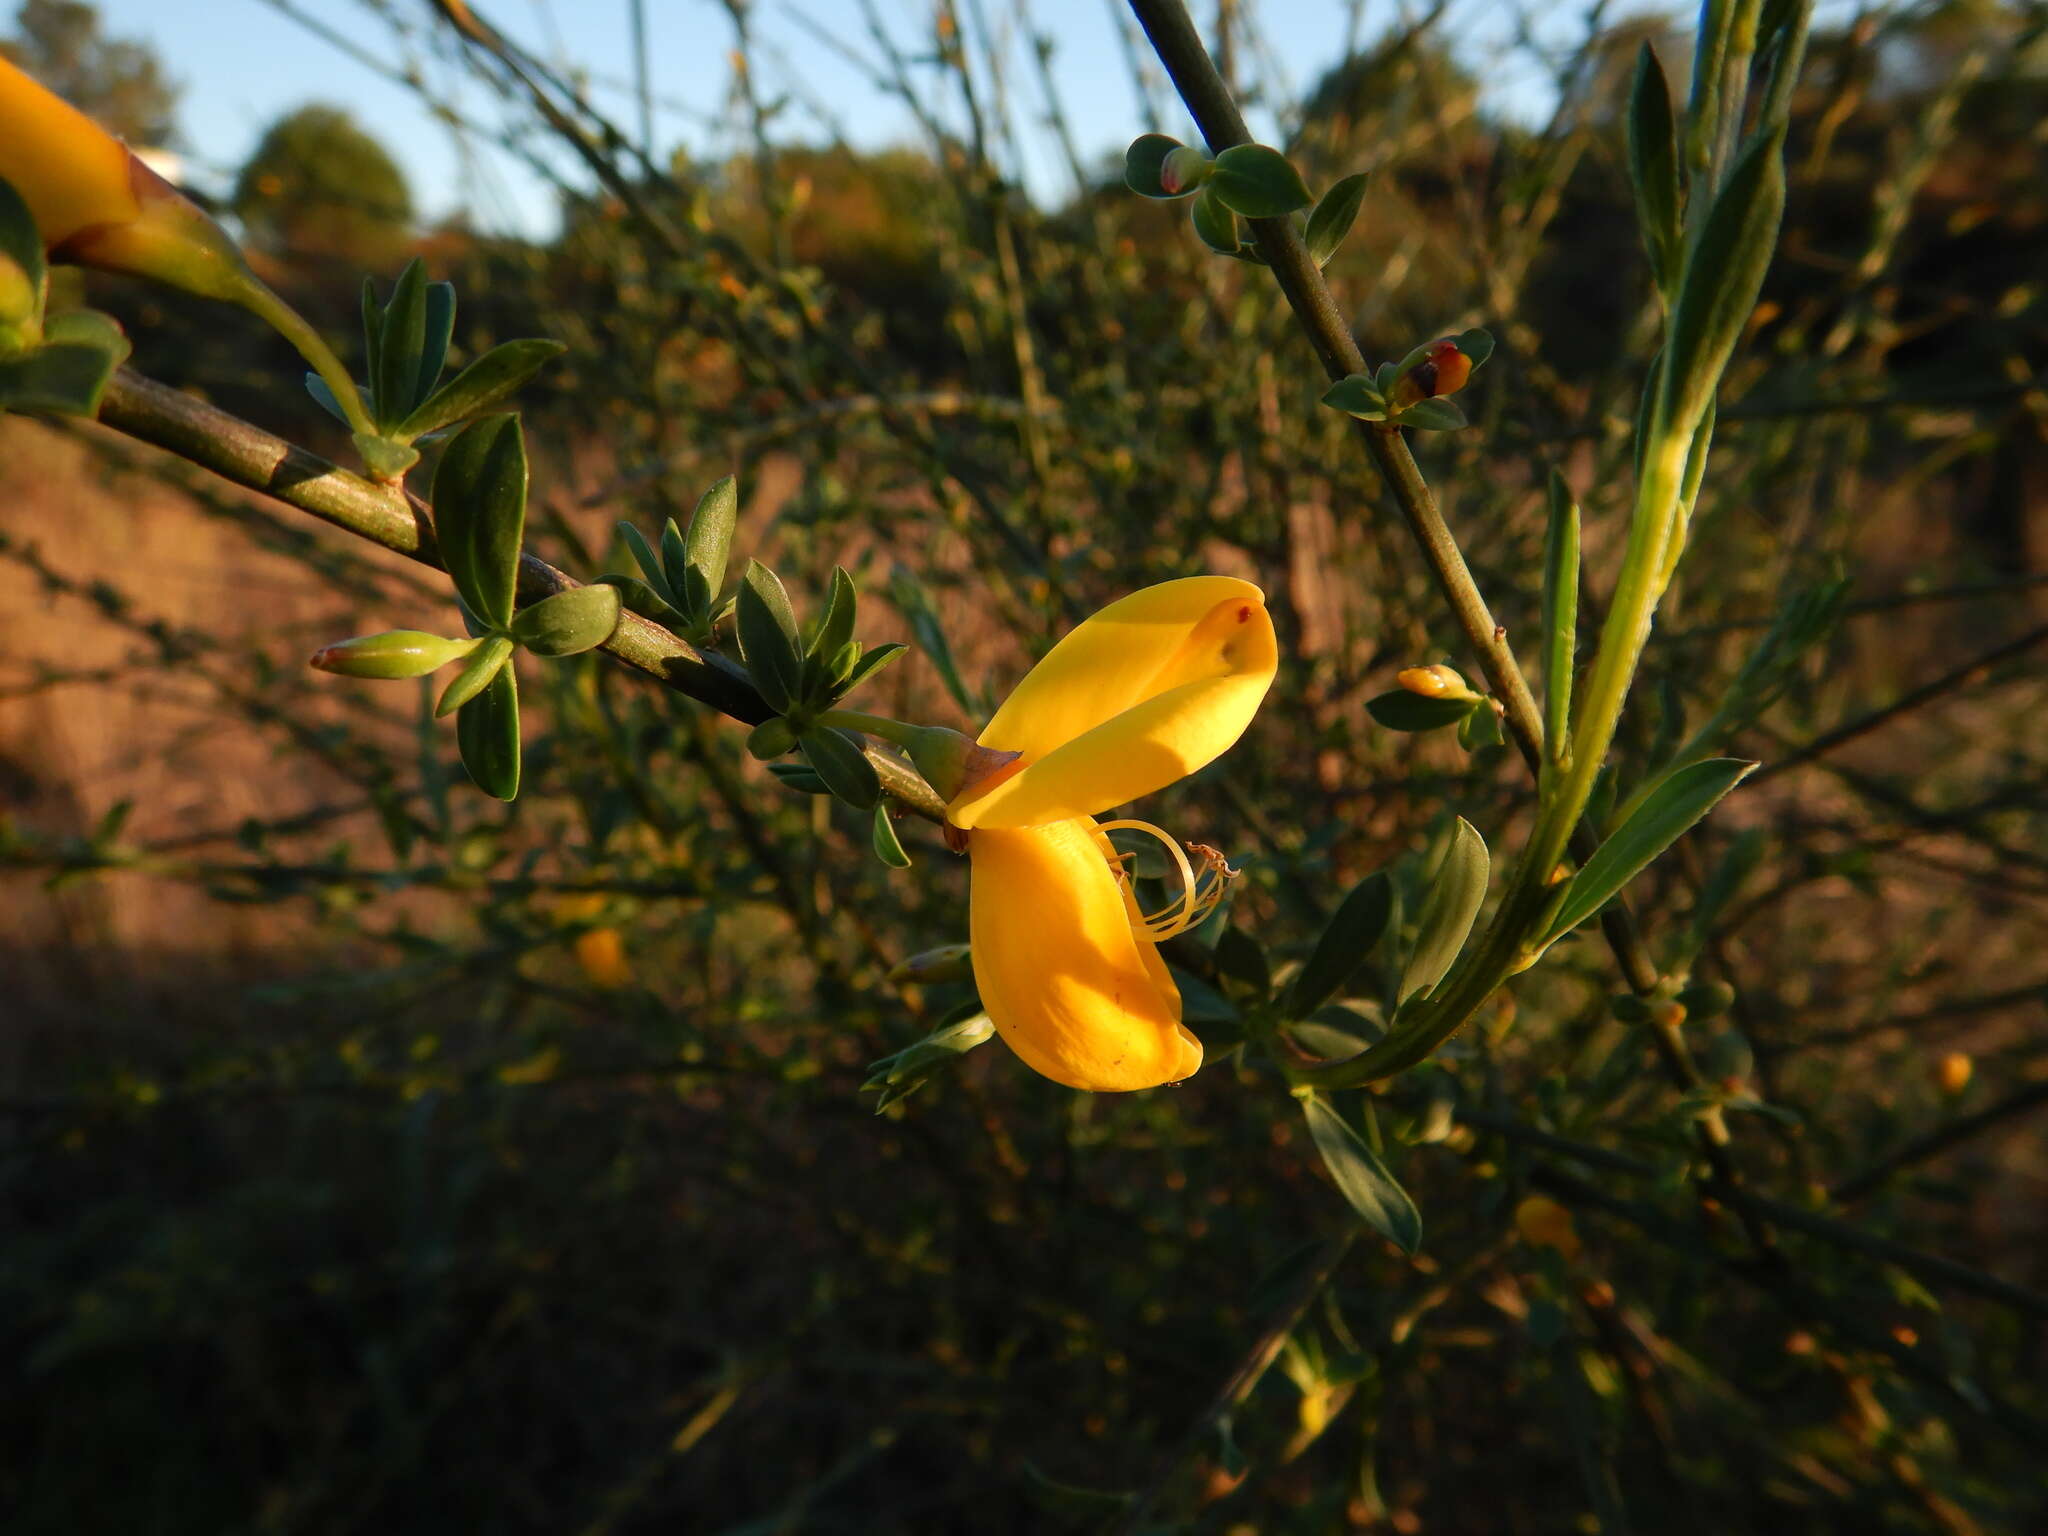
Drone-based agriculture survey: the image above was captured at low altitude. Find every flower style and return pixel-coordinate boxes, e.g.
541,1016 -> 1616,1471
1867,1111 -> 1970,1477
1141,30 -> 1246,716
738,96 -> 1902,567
947,576 -> 1276,1092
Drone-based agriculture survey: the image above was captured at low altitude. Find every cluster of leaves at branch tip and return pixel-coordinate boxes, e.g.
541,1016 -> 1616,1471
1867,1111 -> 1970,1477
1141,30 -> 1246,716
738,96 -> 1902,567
308,413 -> 622,802
605,475 -> 738,647
1125,133 -> 1369,265
0,174 -> 130,417
1323,329 -> 1494,431
303,256 -> 566,481
861,1003 -> 995,1113
732,555 -> 909,815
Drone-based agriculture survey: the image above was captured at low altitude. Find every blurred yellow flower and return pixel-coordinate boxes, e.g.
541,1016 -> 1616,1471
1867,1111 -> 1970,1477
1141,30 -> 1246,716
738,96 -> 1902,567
1514,1194 -> 1581,1260
948,577 -> 1276,1091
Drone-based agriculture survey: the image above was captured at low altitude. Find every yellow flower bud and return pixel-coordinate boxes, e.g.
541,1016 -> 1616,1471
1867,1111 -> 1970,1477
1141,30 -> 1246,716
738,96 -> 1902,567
1396,663 -> 1477,702
1390,338 -> 1475,407
1935,1051 -> 1972,1096
574,927 -> 630,990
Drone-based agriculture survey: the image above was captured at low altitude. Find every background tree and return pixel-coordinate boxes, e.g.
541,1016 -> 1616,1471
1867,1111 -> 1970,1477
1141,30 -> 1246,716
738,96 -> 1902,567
1,0 -> 174,144
231,103 -> 413,268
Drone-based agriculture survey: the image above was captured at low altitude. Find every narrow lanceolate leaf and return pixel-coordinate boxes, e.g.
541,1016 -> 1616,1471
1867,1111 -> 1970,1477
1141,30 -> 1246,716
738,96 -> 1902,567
1368,691 -> 1472,732
800,727 -> 881,810
736,561 -> 805,712
1286,870 -> 1394,1018
431,414 -> 528,628
834,641 -> 906,699
397,338 -> 567,441
1628,43 -> 1682,296
510,583 -> 621,657
0,175 -> 47,300
1400,819 -> 1489,1003
1660,129 -> 1786,437
374,258 -> 428,433
1543,759 -> 1757,943
1123,132 -> 1187,198
1208,143 -> 1313,218
810,567 -> 858,660
1305,172 -> 1368,266
0,340 -> 121,416
871,804 -> 912,869
616,520 -> 675,605
360,275 -> 384,386
435,633 -> 514,717
415,280 -> 456,411
1302,1094 -> 1422,1255
457,662 -> 521,801
1541,469 -> 1581,760
1190,185 -> 1239,254
683,475 -> 739,616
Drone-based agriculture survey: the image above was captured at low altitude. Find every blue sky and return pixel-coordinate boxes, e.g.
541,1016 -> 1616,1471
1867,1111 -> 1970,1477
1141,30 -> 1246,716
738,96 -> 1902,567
85,0 -> 1638,237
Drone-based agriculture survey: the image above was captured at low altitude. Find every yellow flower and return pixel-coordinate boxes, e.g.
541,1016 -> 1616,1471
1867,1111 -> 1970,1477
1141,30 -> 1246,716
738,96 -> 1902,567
948,577 -> 1276,1091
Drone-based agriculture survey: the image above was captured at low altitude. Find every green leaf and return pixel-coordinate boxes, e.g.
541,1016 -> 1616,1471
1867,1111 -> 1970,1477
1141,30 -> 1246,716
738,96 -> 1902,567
616,520 -> 676,605
1660,129 -> 1785,436
766,761 -> 829,795
736,561 -> 805,712
594,573 -> 677,624
1457,701 -> 1504,751
359,275 -> 384,385
871,803 -> 911,868
396,338 -> 567,441
1628,43 -> 1682,295
1367,691 -> 1472,732
415,280 -> 456,410
1541,469 -> 1580,757
1396,396 -> 1467,432
304,371 -> 352,426
1454,328 -> 1494,369
746,717 -> 796,760
375,258 -> 428,434
800,726 -> 881,810
890,568 -> 974,712
1286,870 -> 1393,1018
456,661 -> 521,800
435,633 -> 514,717
1214,925 -> 1271,999
835,641 -> 906,699
1543,759 -> 1757,943
682,475 -> 738,616
1123,132 -> 1187,198
1400,818 -> 1488,1003
510,584 -> 621,657
430,414 -> 527,628
1208,143 -> 1313,218
1190,184 -> 1239,254
862,1010 -> 996,1111
810,567 -> 858,660
0,174 -> 47,308
0,340 -> 123,417
40,308 -> 128,360
659,517 -> 691,603
1320,373 -> 1387,421
1305,172 -> 1369,266
1302,1094 -> 1422,1254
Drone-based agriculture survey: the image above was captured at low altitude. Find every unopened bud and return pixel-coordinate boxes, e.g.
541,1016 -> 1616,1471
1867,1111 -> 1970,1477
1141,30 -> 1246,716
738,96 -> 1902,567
1159,145 -> 1212,195
1396,663 -> 1477,702
887,943 -> 973,985
311,630 -> 479,680
1935,1051 -> 1972,1096
1391,338 -> 1475,407
574,927 -> 630,989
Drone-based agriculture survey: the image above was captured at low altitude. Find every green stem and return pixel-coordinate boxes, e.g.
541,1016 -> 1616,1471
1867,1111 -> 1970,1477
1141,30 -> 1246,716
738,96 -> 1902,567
234,275 -> 375,437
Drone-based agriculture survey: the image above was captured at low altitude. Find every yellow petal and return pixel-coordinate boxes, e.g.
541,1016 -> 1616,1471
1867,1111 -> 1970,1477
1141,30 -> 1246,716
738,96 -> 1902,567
967,818 -> 1201,1092
950,578 -> 1276,829
0,55 -> 139,246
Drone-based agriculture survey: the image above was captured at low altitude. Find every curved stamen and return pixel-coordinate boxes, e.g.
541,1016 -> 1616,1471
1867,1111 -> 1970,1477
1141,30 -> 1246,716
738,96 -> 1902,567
1096,819 -> 1239,941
